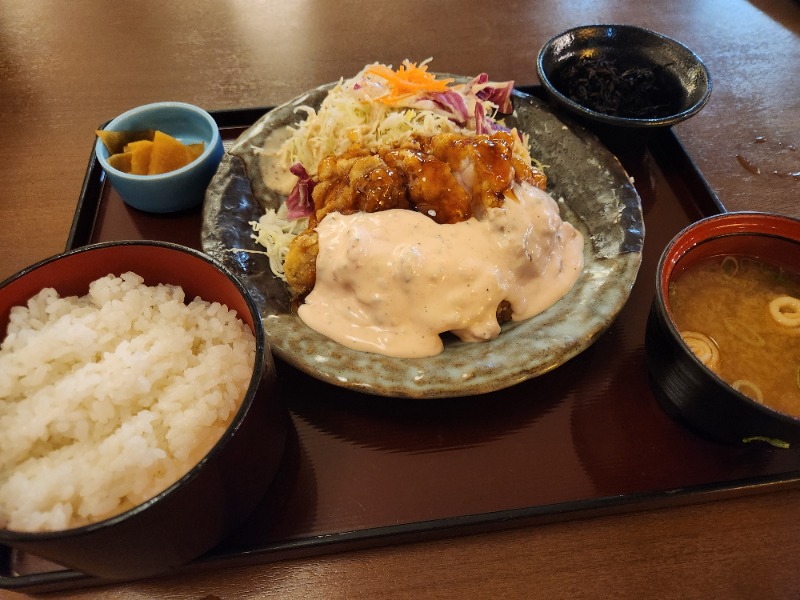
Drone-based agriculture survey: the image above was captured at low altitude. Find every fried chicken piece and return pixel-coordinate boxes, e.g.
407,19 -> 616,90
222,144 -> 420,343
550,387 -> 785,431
380,131 -> 546,222
311,146 -> 410,226
284,229 -> 319,297
283,131 -> 547,298
310,132 -> 545,227
421,131 -> 515,213
381,147 -> 472,224
496,300 -> 513,324
422,130 -> 546,210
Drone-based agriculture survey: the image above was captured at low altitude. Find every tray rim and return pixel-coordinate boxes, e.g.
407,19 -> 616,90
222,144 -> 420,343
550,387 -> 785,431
4,471 -> 800,592
4,88 -> 762,593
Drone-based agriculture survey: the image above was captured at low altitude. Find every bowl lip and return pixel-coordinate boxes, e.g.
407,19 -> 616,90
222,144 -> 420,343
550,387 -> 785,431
653,211 -> 800,427
94,101 -> 222,182
536,23 -> 712,128
0,240 -> 268,541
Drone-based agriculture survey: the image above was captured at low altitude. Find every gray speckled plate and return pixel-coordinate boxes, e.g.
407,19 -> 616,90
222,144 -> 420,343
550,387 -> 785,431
202,82 -> 644,398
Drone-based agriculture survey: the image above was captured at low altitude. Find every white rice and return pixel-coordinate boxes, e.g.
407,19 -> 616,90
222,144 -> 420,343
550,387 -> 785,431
0,272 -> 256,532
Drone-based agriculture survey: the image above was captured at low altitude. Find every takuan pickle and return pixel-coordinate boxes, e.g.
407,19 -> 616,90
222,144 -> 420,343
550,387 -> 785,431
96,129 -> 204,175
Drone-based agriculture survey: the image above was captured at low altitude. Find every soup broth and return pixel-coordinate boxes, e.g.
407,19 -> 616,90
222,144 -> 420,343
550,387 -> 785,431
669,254 -> 800,417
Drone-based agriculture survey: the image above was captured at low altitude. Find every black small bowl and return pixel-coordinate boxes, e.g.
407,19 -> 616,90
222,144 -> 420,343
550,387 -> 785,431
646,213 -> 800,447
537,24 -> 711,141
0,241 -> 287,579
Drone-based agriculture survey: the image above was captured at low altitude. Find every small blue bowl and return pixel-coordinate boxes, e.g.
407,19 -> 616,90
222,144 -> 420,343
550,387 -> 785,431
95,102 -> 224,213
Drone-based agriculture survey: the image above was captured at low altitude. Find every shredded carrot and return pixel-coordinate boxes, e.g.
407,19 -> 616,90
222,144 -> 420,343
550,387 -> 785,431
365,60 -> 454,105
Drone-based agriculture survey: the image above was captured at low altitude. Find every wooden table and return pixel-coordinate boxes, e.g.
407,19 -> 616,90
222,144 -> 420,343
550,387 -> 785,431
1,1 -> 799,598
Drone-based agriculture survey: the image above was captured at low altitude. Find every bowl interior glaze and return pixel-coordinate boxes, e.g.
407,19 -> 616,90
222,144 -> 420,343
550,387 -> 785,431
661,212 -> 800,304
1,242 -> 254,333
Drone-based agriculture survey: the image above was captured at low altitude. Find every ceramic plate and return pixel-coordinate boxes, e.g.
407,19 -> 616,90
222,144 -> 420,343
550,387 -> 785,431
201,82 -> 644,398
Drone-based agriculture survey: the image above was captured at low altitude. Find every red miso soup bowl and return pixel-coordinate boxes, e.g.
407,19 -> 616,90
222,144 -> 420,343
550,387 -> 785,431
0,241 -> 287,579
645,212 -> 800,447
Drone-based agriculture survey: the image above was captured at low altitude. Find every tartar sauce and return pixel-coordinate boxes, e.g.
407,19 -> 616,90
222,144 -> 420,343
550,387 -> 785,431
298,181 -> 584,357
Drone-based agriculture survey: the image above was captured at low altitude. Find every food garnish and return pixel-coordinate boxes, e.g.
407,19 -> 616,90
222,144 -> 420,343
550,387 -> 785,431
742,436 -> 790,449
679,331 -> 720,370
364,61 -> 453,105
732,379 -> 764,403
97,129 -> 204,175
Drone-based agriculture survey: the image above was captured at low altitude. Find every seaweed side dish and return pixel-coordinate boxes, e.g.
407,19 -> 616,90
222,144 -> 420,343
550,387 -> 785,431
555,56 -> 682,119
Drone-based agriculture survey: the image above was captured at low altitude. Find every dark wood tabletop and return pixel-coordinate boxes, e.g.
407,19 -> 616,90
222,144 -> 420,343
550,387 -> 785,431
1,1 -> 799,598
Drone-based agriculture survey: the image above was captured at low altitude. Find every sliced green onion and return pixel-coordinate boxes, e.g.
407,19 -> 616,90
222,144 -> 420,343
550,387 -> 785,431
724,318 -> 766,347
732,379 -> 764,403
680,330 -> 720,370
743,436 -> 790,449
721,256 -> 739,278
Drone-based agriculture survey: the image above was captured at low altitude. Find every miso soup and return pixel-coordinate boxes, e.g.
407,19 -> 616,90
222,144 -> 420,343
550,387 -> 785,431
669,255 -> 800,417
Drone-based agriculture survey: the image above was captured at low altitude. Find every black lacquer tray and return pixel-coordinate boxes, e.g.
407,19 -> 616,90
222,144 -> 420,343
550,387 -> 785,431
3,87 -> 799,593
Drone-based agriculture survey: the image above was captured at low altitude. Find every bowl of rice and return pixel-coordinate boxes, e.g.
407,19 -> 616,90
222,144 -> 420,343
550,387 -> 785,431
0,241 -> 286,579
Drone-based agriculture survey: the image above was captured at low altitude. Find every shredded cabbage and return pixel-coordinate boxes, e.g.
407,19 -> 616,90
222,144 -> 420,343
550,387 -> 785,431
264,60 -> 532,191
244,203 -> 309,281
